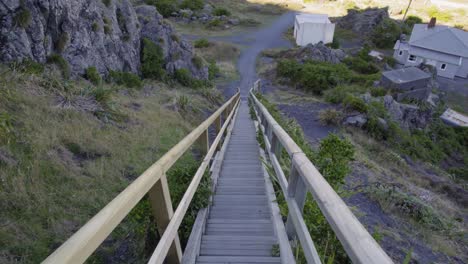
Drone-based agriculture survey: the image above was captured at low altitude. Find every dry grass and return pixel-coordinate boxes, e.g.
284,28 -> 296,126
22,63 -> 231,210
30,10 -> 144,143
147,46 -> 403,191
195,40 -> 241,81
0,65 -> 219,263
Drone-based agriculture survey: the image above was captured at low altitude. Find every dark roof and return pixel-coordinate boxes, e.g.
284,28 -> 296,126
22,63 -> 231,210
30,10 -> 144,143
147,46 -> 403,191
382,67 -> 431,84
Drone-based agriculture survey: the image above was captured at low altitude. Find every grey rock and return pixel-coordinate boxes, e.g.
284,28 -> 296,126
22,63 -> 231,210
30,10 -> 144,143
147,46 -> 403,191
344,114 -> 367,127
202,4 -> 213,15
1,0 -> 141,76
1,1 -> 207,80
136,5 -> 208,80
383,95 -> 432,129
336,7 -> 389,36
361,92 -> 372,103
228,18 -> 240,25
279,42 -> 346,64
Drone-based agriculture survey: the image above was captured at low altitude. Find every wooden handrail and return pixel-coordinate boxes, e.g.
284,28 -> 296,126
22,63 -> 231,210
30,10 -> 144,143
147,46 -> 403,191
43,91 -> 240,264
249,85 -> 393,264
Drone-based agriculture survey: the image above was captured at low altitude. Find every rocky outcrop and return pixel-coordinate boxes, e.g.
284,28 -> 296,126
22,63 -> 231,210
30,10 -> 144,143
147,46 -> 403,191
136,5 -> 208,79
336,7 -> 389,36
0,1 -> 207,79
383,95 -> 432,130
278,42 -> 346,64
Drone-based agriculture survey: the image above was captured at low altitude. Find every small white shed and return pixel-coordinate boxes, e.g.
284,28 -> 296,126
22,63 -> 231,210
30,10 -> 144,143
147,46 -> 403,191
294,13 -> 335,46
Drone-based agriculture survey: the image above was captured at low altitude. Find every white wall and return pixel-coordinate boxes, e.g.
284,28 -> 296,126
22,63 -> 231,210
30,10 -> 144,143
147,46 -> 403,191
295,22 -> 335,46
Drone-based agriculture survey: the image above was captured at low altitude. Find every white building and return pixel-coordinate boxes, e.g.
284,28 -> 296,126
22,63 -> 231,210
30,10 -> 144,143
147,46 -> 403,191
294,13 -> 335,46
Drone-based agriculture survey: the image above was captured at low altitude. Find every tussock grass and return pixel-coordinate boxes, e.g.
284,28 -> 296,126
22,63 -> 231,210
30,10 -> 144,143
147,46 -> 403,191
0,65 -> 220,263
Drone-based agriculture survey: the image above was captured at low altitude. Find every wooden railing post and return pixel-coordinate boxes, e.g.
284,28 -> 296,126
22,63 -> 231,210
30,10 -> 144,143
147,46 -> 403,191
148,174 -> 182,264
197,129 -> 209,155
285,165 -> 308,239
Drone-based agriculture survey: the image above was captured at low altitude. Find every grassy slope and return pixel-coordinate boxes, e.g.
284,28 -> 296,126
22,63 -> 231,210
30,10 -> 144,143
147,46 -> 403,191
0,66 -> 220,263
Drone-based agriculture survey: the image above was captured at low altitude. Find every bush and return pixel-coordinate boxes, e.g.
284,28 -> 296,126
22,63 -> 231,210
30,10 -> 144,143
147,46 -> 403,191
180,0 -> 204,10
192,56 -> 203,70
318,109 -> 343,125
109,70 -> 142,89
141,38 -> 165,80
371,18 -> 401,49
213,8 -> 231,16
383,56 -> 397,67
91,87 -> 112,104
85,67 -> 102,85
370,87 -> 387,97
343,57 -> 379,74
343,94 -> 367,113
208,61 -> 220,80
330,36 -> 340,49
323,85 -> 368,104
14,8 -> 31,28
46,54 -> 70,79
145,0 -> 177,17
207,18 -> 222,28
276,59 -> 302,80
102,0 -> 111,7
92,22 -> 99,32
174,68 -> 192,86
404,15 -> 422,28
293,61 -> 353,94
14,59 -> 44,75
193,38 -> 210,48
104,25 -> 112,35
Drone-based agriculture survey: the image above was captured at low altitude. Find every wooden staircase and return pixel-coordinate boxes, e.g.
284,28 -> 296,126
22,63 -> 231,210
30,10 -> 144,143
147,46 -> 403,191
196,101 -> 282,263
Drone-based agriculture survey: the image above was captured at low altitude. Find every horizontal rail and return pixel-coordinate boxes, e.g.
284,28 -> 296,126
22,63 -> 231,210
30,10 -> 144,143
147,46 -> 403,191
43,91 -> 240,264
249,86 -> 393,264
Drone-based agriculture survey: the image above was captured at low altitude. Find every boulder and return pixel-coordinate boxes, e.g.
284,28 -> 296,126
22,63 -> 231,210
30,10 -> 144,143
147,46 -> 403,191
279,42 -> 346,64
344,114 -> 367,127
383,95 -> 432,129
336,7 -> 389,36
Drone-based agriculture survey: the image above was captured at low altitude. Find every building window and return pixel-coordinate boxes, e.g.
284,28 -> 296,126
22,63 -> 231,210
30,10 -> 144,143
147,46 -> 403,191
399,50 -> 403,56
440,63 -> 447,70
408,55 -> 416,62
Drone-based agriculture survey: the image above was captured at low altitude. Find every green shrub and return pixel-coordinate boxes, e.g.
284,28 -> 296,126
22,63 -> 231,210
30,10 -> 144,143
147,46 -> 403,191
46,54 -> 70,78
91,87 -> 112,104
207,19 -> 222,28
404,15 -> 422,28
276,59 -> 302,80
14,8 -> 31,28
174,68 -> 192,86
56,32 -> 69,53
92,22 -> 99,32
180,0 -> 204,10
213,8 -> 231,16
104,25 -> 112,35
370,87 -> 387,97
371,18 -> 401,49
14,59 -> 44,75
85,67 -> 102,85
343,94 -> 367,113
194,38 -> 210,48
171,34 -> 180,43
343,57 -> 379,74
383,56 -> 397,67
192,56 -> 204,70
102,0 -> 111,7
318,109 -> 343,125
177,95 -> 190,111
357,45 -> 372,61
208,61 -> 220,80
145,0 -> 177,17
109,70 -> 142,89
293,61 -> 352,94
141,38 -> 165,80
330,36 -> 340,49
324,85 -> 368,104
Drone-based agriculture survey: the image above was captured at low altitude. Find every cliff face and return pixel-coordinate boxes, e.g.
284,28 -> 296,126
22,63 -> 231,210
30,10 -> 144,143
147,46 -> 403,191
0,0 -> 207,79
